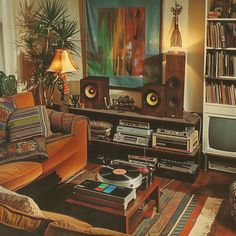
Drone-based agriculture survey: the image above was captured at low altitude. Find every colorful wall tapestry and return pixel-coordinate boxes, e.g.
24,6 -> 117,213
86,0 -> 162,89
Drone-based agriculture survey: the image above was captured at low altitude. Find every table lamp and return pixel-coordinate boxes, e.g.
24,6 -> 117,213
47,48 -> 78,106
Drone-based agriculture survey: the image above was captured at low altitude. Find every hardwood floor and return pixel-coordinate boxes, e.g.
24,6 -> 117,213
38,163 -> 236,236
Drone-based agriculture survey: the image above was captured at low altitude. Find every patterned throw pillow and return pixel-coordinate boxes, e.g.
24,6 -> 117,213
7,105 -> 52,142
0,97 -> 16,144
0,137 -> 48,165
0,186 -> 43,216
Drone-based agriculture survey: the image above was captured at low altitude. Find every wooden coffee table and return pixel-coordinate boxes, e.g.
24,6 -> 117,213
65,164 -> 160,234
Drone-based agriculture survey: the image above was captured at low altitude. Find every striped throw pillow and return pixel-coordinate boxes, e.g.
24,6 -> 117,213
7,105 -> 52,142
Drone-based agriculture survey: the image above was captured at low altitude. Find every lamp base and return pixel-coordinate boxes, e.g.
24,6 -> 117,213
60,93 -> 69,112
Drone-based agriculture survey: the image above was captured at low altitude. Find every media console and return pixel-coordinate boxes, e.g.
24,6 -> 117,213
68,107 -> 202,169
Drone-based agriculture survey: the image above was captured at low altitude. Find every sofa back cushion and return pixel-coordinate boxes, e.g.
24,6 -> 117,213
0,97 -> 16,144
9,91 -> 35,109
7,105 -> 52,142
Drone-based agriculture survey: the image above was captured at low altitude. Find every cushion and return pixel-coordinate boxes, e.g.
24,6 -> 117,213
0,162 -> 42,190
42,210 -> 91,228
47,109 -> 75,133
43,136 -> 79,173
45,222 -> 127,236
10,91 -> 35,109
0,186 -> 42,216
0,137 -> 48,165
7,105 -> 52,142
0,97 -> 16,144
47,109 -> 89,134
0,203 -> 51,234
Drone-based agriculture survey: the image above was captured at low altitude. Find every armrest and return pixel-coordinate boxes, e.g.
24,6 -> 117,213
47,109 -> 90,138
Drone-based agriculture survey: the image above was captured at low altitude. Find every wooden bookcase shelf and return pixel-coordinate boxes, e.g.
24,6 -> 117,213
202,0 -> 236,167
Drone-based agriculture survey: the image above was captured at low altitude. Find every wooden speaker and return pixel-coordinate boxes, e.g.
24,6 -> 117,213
141,83 -> 165,117
80,76 -> 109,109
164,52 -> 186,118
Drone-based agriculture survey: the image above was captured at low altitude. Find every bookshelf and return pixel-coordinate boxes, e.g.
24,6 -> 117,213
203,0 -> 236,167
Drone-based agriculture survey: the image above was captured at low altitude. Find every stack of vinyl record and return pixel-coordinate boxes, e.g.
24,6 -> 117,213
90,120 -> 113,141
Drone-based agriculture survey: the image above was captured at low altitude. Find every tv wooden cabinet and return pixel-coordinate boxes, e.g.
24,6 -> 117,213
68,107 -> 202,164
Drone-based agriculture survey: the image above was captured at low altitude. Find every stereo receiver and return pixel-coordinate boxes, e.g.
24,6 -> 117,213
113,133 -> 150,147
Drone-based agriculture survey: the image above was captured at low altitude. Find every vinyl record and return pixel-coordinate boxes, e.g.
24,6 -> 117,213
97,164 -> 142,189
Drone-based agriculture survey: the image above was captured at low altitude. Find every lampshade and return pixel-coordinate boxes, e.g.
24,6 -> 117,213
47,49 -> 78,73
170,1 -> 183,48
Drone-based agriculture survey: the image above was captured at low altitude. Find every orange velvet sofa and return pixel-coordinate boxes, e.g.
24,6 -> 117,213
0,92 -> 88,191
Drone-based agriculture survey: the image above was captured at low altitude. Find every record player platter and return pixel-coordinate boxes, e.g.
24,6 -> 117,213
97,164 -> 143,189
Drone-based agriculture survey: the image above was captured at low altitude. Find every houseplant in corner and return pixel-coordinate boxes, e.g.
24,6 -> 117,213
17,0 -> 80,105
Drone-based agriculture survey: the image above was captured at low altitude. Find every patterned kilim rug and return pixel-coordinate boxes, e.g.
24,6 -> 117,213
133,189 -> 223,236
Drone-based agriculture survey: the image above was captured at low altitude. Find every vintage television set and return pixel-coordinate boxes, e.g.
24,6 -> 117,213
203,112 -> 236,159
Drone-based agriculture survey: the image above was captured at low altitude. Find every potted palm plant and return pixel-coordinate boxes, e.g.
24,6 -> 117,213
17,0 -> 80,105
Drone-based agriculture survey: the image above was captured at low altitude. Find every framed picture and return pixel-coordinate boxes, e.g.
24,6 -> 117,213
85,0 -> 162,89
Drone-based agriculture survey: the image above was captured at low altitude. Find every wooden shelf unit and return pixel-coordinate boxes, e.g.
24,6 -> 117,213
68,107 -> 201,162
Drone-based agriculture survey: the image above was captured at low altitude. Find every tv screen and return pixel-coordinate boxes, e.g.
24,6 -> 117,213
209,117 -> 236,152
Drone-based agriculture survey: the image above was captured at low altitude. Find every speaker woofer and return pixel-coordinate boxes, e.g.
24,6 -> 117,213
84,84 -> 97,99
144,91 -> 161,108
169,96 -> 180,108
167,76 -> 181,88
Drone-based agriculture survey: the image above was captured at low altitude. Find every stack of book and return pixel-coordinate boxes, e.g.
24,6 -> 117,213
73,179 -> 136,211
205,81 -> 236,105
90,120 -> 113,141
205,51 -> 236,78
207,22 -> 236,49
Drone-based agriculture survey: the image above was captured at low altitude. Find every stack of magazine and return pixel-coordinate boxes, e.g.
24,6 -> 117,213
73,179 -> 136,211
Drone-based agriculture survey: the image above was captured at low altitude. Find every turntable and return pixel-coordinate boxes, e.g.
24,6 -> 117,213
97,164 -> 143,189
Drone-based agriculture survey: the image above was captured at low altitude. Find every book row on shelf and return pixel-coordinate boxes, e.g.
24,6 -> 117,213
205,51 -> 236,77
207,22 -> 236,48
205,80 -> 236,105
